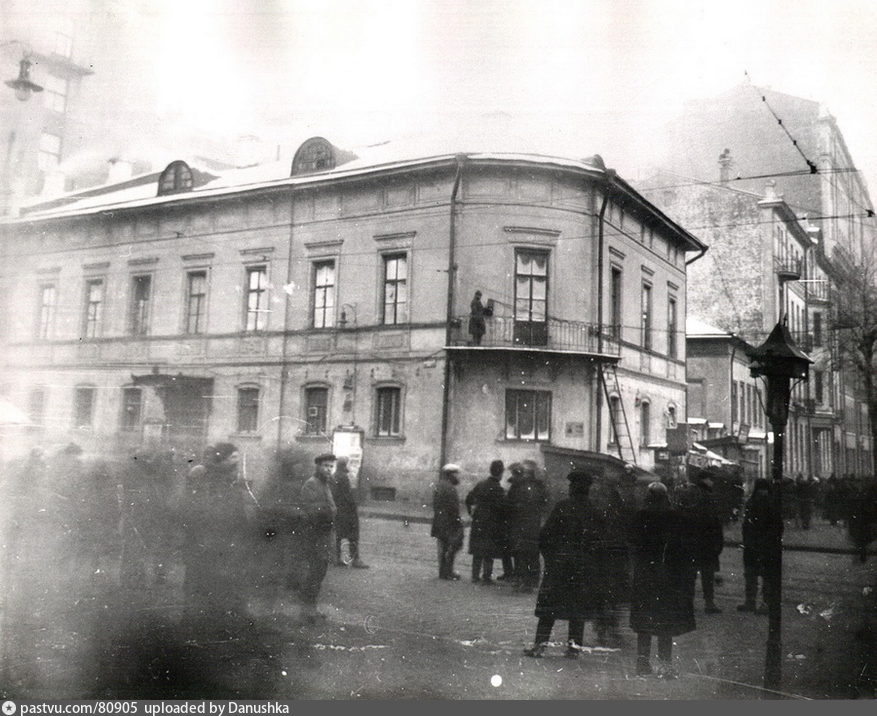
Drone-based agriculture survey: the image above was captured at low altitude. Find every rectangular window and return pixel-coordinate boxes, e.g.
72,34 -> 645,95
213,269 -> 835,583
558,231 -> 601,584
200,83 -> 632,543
514,249 -> 549,346
312,260 -> 335,328
641,282 -> 652,350
129,275 -> 151,336
237,387 -> 260,432
305,387 -> 328,435
610,267 -> 623,340
121,387 -> 142,432
667,296 -> 678,359
505,389 -> 551,441
74,386 -> 95,429
185,270 -> 207,334
29,388 -> 46,426
382,254 -> 408,325
814,370 -> 824,404
42,74 -> 68,113
608,395 -> 621,444
376,386 -> 402,437
83,278 -> 104,338
731,382 -> 738,423
38,133 -> 61,171
813,312 -> 822,347
36,283 -> 56,339
245,265 -> 268,331
640,402 -> 651,447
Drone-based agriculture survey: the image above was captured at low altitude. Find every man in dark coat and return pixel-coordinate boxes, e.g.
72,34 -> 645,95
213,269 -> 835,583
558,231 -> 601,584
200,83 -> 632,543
737,478 -> 777,614
331,456 -> 368,569
431,463 -> 464,580
507,459 -> 548,593
299,453 -> 338,622
469,291 -> 488,345
465,459 -> 506,584
523,470 -> 607,659
629,481 -> 696,678
673,469 -> 724,614
796,473 -> 817,530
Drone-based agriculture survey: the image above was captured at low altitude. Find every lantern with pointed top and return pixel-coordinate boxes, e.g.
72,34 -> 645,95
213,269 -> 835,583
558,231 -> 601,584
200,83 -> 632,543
749,320 -> 812,425
6,56 -> 43,102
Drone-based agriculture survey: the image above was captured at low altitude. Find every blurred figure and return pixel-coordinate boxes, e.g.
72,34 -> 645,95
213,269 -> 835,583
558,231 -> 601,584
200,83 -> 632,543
782,474 -> 798,526
469,290 -> 488,346
823,473 -> 842,526
331,456 -> 368,569
496,463 -> 522,582
465,459 -> 506,584
182,443 -> 250,632
299,453 -> 338,622
737,478 -> 777,614
847,478 -> 877,563
507,459 -> 548,593
523,470 -> 607,659
673,469 -> 724,614
629,482 -> 696,678
431,463 -> 464,580
796,473 -> 817,530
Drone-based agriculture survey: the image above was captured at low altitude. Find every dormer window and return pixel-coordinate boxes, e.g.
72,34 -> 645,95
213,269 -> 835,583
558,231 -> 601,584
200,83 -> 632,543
291,137 -> 336,175
158,160 -> 194,196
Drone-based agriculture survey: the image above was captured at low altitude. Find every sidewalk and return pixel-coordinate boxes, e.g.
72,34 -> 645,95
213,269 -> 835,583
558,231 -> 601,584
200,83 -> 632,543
360,499 -> 875,555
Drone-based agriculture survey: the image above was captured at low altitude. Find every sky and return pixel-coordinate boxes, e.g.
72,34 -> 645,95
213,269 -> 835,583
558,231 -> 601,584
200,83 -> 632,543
7,0 -> 877,188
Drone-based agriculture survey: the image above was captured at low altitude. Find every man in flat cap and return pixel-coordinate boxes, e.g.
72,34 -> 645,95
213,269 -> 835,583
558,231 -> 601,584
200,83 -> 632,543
299,453 -> 337,622
431,463 -> 464,580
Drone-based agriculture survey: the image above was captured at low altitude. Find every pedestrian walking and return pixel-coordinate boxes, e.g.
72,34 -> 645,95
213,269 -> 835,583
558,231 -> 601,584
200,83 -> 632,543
331,456 -> 369,569
796,473 -> 817,530
507,459 -> 548,593
737,478 -> 776,614
299,453 -> 338,622
823,473 -> 842,526
629,481 -> 696,678
431,463 -> 464,580
465,459 -> 507,584
523,470 -> 607,659
673,469 -> 724,614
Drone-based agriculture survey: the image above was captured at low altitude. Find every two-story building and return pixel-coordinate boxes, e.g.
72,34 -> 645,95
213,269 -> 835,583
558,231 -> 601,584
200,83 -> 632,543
0,136 -> 706,501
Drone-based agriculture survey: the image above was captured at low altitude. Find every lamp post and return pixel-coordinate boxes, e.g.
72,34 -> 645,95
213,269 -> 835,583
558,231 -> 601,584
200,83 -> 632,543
749,319 -> 812,693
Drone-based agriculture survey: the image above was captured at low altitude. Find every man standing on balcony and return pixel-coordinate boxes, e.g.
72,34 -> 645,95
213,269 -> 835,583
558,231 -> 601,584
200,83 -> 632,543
469,291 -> 490,346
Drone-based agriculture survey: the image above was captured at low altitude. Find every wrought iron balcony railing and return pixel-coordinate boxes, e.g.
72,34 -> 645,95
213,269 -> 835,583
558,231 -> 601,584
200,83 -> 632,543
449,315 -> 621,356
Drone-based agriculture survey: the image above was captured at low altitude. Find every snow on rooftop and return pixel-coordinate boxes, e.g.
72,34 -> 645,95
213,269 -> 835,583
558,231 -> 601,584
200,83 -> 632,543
686,316 -> 733,337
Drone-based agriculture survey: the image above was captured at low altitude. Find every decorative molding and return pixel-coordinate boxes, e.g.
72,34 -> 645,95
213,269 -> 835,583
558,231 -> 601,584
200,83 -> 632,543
608,246 -> 626,260
239,246 -> 275,257
667,280 -> 680,291
83,261 -> 110,271
127,257 -> 159,266
36,266 -> 61,275
641,264 -> 655,276
374,231 -> 417,242
503,226 -> 561,237
303,239 -> 343,257
182,252 -> 215,262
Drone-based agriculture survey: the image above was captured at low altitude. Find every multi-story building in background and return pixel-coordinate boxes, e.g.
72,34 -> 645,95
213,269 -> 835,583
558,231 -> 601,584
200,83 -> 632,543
0,136 -> 705,501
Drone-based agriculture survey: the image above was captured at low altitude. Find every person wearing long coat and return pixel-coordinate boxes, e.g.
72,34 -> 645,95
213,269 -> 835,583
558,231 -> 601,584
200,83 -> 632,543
737,478 -> 777,613
299,453 -> 338,621
523,470 -> 607,659
431,464 -> 464,580
465,459 -> 507,584
506,460 -> 549,593
331,456 -> 368,568
629,481 -> 696,678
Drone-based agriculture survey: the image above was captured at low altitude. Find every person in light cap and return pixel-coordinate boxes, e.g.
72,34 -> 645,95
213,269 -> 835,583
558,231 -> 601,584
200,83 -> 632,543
629,480 -> 696,678
431,464 -> 464,580
523,469 -> 608,659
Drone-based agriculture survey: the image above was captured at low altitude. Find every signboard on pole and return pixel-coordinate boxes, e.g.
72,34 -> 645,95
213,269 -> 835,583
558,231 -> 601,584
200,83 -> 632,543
332,426 -> 363,490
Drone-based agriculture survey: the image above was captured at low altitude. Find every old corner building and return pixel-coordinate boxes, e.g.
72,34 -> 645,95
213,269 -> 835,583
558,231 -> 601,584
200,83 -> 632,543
0,136 -> 706,501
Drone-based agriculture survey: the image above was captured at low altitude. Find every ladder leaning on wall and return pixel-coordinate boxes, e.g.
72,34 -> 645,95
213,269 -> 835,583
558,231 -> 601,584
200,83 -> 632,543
599,363 -> 637,465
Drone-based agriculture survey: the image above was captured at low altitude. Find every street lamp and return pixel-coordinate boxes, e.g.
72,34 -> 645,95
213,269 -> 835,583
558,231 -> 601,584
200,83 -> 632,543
749,319 -> 812,693
5,53 -> 43,101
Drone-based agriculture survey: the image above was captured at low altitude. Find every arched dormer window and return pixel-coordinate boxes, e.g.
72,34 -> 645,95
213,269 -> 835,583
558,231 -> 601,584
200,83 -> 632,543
158,160 -> 194,196
291,137 -> 336,176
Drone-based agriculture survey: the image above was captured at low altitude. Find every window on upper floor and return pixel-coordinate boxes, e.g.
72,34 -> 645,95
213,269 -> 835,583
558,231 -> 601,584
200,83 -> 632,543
36,282 -> 56,340
640,401 -> 651,447
609,266 -> 623,340
813,312 -> 822,347
244,265 -> 269,332
514,249 -> 549,346
42,74 -> 68,113
814,370 -> 824,404
505,389 -> 551,441
129,274 -> 152,336
641,282 -> 652,350
82,278 -> 104,339
382,254 -> 408,325
185,270 -> 207,334
158,161 -> 194,196
312,260 -> 336,328
667,296 -> 678,359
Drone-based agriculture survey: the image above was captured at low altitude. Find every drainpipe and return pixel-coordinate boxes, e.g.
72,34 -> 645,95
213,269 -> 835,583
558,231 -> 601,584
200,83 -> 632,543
277,188 -> 296,448
439,155 -> 466,470
594,171 -> 614,452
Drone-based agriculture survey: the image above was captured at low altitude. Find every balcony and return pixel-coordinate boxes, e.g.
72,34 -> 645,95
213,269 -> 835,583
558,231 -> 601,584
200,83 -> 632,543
447,315 -> 621,358
774,255 -> 803,281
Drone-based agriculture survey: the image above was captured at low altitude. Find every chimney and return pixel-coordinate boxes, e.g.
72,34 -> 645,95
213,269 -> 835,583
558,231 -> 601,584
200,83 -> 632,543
718,148 -> 732,182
